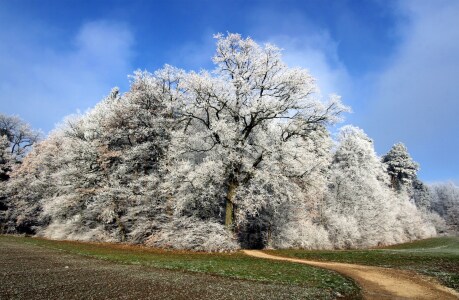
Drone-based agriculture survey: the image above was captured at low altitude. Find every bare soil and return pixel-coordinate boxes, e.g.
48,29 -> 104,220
243,250 -> 459,300
0,239 -> 336,300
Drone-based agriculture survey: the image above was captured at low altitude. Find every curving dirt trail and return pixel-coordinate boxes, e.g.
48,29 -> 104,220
243,250 -> 459,300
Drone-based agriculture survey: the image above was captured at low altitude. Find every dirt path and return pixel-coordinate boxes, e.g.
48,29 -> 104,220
243,250 -> 459,300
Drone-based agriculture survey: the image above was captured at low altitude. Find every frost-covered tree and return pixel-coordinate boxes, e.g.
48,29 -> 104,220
325,126 -> 434,248
37,74 -> 175,242
0,135 -> 13,231
430,182 -> 459,233
381,143 -> 439,224
326,126 -> 393,248
411,178 -> 432,209
0,135 -> 13,182
3,131 -> 63,233
162,33 -> 347,248
382,143 -> 419,191
3,33 -> 439,251
0,113 -> 40,162
0,113 -> 40,232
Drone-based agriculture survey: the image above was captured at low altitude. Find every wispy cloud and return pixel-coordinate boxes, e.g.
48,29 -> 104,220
244,1 -> 459,182
361,0 -> 459,181
0,19 -> 135,133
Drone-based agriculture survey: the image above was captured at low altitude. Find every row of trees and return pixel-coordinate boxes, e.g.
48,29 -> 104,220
1,34 -> 456,250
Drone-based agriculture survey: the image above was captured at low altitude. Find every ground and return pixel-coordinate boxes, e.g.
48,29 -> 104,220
2,235 -> 458,300
246,250 -> 459,300
0,236 -> 359,300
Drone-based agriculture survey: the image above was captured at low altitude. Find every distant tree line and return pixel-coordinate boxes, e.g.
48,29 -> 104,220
1,34 -> 457,250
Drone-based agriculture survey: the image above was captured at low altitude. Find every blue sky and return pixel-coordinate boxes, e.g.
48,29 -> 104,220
1,0 -> 458,183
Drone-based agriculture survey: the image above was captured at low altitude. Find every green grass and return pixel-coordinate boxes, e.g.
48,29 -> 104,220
269,236 -> 459,292
0,235 -> 361,299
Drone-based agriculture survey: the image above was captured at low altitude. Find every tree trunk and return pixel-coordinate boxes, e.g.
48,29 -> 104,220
115,215 -> 126,242
390,175 -> 398,190
225,181 -> 237,229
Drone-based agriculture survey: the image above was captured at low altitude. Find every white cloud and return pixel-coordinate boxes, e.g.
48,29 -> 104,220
0,20 -> 134,133
362,0 -> 459,180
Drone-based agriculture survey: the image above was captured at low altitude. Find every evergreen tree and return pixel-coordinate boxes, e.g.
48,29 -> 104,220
382,143 -> 419,191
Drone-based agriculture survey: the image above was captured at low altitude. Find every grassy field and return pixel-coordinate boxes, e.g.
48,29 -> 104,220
269,236 -> 459,292
0,235 -> 360,299
4,235 -> 458,298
